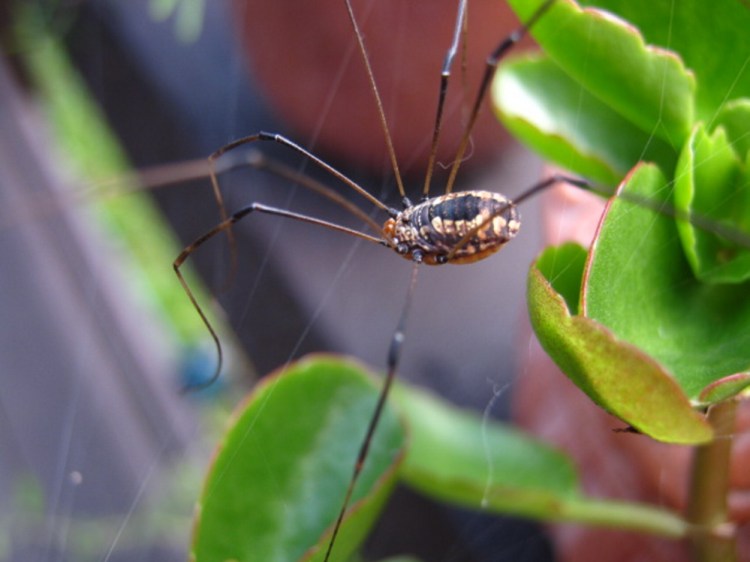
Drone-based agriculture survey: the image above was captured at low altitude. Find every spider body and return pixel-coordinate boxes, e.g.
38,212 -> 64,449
384,191 -> 520,265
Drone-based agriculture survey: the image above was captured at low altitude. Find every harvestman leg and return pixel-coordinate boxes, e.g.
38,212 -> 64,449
202,131 -> 402,290
173,142 -> 395,390
243,148 -> 390,236
421,0 -> 468,196
442,0 -> 557,195
209,132 -> 397,215
322,258 -> 421,562
413,0 -> 559,198
173,203 -> 392,391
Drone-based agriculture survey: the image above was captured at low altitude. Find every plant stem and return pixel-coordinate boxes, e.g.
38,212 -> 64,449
686,399 -> 738,562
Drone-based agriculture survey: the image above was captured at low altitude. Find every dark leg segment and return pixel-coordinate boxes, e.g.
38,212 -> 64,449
208,132 -> 395,216
174,203 -> 387,392
444,0 -> 557,194
422,0 -> 468,198
323,256 -> 422,562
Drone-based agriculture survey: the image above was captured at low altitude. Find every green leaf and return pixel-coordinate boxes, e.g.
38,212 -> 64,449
508,0 -> 696,146
674,122 -> 750,283
193,356 -> 695,553
502,0 -> 750,427
534,242 -> 587,314
714,99 -> 750,159
492,54 -> 676,185
393,383 -> 579,520
574,0 -> 750,121
192,356 -> 405,562
392,380 -> 690,536
699,374 -> 750,404
528,237 -> 712,444
584,163 -> 750,404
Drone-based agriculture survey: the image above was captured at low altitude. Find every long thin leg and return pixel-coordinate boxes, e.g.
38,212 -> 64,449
174,203 -> 388,392
323,256 -> 422,562
207,141 -> 242,289
343,0 -> 407,201
207,132 -> 396,215
444,0 -> 557,194
244,149 -> 392,243
422,0 -> 468,198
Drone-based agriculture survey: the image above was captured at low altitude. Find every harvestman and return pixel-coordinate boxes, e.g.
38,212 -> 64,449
175,0 -> 587,558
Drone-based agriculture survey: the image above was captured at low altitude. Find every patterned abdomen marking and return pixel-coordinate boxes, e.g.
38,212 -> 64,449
384,191 -> 520,265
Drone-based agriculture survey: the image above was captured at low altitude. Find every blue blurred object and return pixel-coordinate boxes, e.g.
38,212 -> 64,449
178,346 -> 226,397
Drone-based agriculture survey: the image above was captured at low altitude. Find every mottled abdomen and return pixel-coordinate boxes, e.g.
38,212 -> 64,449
384,191 -> 520,265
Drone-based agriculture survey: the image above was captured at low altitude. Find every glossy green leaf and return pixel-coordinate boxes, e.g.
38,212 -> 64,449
714,99 -> 750,159
528,236 -> 712,444
574,0 -> 750,121
584,164 -> 750,404
504,1 -> 750,432
534,242 -> 588,315
192,356 -> 405,562
391,379 -> 691,536
699,374 -> 750,405
508,0 -> 696,146
493,54 -> 676,185
393,383 -> 579,519
674,122 -> 750,283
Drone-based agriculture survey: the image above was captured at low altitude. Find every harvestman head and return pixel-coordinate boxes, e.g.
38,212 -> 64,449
173,0 -> 585,558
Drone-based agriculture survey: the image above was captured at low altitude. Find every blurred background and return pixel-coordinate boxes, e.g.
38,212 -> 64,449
0,0 -> 554,560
